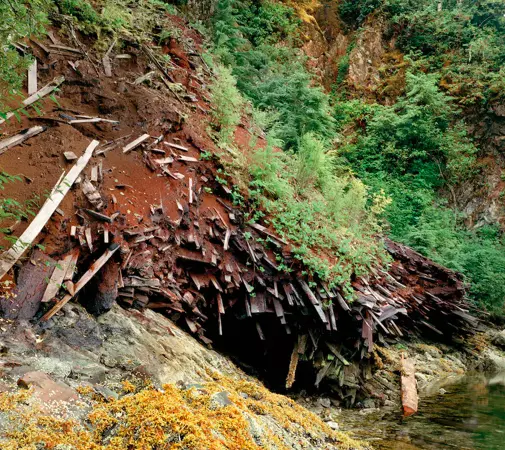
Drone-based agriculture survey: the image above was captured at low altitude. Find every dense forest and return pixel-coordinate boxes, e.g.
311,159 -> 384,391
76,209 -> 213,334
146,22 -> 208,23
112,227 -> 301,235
2,0 -> 505,314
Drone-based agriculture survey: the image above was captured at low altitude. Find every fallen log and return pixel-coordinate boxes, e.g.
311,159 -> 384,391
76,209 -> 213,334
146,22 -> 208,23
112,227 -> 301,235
0,126 -> 45,155
401,355 -> 418,417
0,140 -> 99,279
41,243 -> 120,321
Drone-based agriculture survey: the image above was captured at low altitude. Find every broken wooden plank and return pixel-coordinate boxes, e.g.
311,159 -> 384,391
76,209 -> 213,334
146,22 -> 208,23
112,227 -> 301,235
41,249 -> 79,303
0,76 -> 65,125
286,338 -> 300,389
217,293 -> 225,315
49,44 -> 82,54
27,59 -> 37,95
179,155 -> 198,162
41,243 -> 120,321
64,249 -> 79,281
69,118 -> 119,125
0,140 -> 98,279
189,178 -> 193,204
335,292 -> 351,312
298,280 -> 320,305
82,180 -> 104,210
256,322 -> 265,340
0,126 -> 45,155
90,165 -> 98,182
223,228 -> 231,251
154,156 -> 174,165
123,134 -> 150,153
164,142 -> 188,152
401,355 -> 418,417
85,228 -> 93,252
84,209 -> 112,223
64,151 -> 78,161
249,222 -> 287,245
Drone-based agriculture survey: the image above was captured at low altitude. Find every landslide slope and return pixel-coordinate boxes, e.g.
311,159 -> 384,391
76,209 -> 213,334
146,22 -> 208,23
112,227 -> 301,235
0,0 -> 476,412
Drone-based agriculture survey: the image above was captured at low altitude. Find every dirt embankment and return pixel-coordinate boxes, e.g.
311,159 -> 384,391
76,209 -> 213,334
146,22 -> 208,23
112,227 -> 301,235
0,11 -> 479,418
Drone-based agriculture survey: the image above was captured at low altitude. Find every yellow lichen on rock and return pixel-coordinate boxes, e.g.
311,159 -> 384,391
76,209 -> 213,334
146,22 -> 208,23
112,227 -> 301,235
0,375 -> 368,450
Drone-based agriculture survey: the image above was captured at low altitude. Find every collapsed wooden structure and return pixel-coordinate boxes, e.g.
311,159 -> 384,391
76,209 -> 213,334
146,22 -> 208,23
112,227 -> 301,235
0,129 -> 477,401
0,28 -> 478,403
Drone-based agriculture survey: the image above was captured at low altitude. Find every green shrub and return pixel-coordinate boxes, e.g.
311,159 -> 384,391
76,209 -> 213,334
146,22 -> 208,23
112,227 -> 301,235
339,0 -> 383,27
0,0 -> 50,108
403,209 -> 505,314
212,0 -> 335,151
248,131 -> 388,294
209,65 -> 244,144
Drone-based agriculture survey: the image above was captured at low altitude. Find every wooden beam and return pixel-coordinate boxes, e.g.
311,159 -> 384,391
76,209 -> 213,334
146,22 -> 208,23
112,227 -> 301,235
41,243 -> 119,321
0,140 -> 98,279
0,126 -> 45,155
0,76 -> 65,125
41,249 -> 79,303
401,355 -> 418,417
286,339 -> 300,389
27,60 -> 37,95
123,134 -> 150,153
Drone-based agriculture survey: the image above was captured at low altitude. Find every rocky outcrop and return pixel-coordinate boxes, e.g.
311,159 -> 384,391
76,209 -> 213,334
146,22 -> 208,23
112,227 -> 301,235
0,304 -> 367,449
0,303 -> 240,388
347,20 -> 385,91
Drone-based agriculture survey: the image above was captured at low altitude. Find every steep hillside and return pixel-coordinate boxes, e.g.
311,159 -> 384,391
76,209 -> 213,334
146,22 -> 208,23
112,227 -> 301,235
0,2 -> 500,445
295,0 -> 505,313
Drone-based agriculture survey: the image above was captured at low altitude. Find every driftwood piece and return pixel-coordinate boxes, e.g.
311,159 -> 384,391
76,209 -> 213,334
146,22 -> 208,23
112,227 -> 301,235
0,140 -> 98,279
0,126 -> 45,155
401,355 -> 418,417
0,250 -> 55,319
41,243 -> 120,321
0,76 -> 65,125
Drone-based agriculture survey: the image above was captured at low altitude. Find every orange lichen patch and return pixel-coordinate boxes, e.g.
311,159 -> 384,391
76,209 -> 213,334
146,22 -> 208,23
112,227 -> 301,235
468,332 -> 491,353
0,376 -> 367,450
121,380 -> 136,393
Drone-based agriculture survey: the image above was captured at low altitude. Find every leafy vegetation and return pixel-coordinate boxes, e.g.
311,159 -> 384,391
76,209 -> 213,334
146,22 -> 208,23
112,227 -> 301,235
208,0 -> 505,313
334,0 -> 505,313
209,5 -> 389,294
2,0 -> 504,312
0,0 -> 50,109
